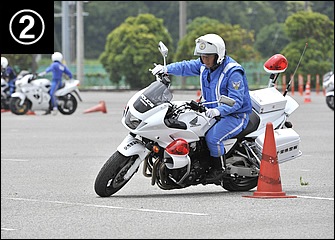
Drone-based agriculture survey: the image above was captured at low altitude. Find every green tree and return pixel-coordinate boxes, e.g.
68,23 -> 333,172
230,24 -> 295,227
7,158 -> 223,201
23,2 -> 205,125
310,1 -> 334,21
1,54 -> 35,74
52,1 -> 334,60
186,1 -> 277,37
282,11 -> 334,77
254,23 -> 290,58
84,1 -> 150,59
99,13 -> 173,89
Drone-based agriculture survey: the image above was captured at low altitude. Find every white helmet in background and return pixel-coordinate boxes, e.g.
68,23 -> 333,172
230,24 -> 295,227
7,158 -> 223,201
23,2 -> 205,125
51,52 -> 63,62
194,34 -> 226,64
1,57 -> 8,69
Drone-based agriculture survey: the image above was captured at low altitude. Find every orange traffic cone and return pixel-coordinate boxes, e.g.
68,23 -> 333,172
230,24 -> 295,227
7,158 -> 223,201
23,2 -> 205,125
26,110 -> 36,115
196,90 -> 201,102
1,109 -> 10,113
304,81 -> 311,103
83,101 -> 107,114
243,122 -> 296,199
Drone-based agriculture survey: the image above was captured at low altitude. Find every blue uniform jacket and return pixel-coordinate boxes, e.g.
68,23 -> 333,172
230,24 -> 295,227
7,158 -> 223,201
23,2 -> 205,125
45,61 -> 72,81
166,56 -> 252,117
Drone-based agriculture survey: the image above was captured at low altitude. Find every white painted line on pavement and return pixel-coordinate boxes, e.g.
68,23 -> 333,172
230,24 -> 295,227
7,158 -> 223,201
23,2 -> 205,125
2,197 -> 209,216
1,159 -> 29,162
1,228 -> 17,231
296,195 -> 334,201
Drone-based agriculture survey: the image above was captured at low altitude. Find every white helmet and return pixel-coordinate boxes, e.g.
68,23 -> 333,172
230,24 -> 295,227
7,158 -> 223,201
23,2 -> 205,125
1,57 -> 8,68
51,52 -> 63,62
194,34 -> 226,64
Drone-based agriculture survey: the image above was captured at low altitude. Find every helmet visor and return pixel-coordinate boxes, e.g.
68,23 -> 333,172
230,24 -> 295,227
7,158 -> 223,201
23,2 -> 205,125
194,39 -> 217,56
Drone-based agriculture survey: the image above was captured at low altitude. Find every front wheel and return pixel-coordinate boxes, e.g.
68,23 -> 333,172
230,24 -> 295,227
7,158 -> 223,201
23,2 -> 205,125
9,97 -> 30,115
326,95 -> 334,110
58,93 -> 77,115
94,151 -> 138,197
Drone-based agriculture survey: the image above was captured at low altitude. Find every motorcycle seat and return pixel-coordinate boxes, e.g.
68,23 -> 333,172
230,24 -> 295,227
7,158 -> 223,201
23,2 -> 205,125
59,82 -> 66,89
235,109 -> 260,140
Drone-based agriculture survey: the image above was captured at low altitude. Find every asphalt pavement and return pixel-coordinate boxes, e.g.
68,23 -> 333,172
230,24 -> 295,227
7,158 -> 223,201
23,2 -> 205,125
1,90 -> 334,239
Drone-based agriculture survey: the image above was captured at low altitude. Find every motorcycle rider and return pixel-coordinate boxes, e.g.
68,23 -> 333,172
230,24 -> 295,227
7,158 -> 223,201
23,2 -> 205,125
38,52 -> 73,115
1,57 -> 17,96
151,33 -> 252,182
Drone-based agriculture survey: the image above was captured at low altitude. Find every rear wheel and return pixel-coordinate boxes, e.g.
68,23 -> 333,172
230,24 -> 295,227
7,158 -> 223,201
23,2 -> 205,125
58,93 -> 77,115
9,97 -> 30,115
222,159 -> 258,191
222,176 -> 258,191
94,151 -> 138,197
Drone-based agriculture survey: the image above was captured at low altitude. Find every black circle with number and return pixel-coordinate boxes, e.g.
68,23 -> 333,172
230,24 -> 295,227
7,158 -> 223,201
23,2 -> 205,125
9,9 -> 44,45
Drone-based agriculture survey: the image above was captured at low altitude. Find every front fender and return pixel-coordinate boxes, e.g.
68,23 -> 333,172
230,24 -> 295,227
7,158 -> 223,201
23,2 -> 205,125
10,92 -> 26,105
73,89 -> 82,101
117,134 -> 150,180
117,134 -> 149,160
326,91 -> 334,97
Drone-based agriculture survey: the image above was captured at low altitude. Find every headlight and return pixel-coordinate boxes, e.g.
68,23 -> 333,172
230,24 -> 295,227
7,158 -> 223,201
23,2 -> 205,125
125,111 -> 142,130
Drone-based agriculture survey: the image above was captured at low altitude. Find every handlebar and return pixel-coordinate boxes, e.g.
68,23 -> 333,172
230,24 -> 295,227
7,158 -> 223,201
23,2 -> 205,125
187,100 -> 206,113
186,100 -> 221,121
161,74 -> 171,86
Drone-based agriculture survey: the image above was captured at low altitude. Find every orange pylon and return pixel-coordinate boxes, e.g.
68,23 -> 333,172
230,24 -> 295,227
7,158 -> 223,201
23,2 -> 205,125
196,90 -> 201,102
304,81 -> 311,103
26,110 -> 36,115
243,122 -> 296,199
83,101 -> 107,114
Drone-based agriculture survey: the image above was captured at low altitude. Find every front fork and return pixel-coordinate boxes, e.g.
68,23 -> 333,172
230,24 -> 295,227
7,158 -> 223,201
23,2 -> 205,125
117,134 -> 150,180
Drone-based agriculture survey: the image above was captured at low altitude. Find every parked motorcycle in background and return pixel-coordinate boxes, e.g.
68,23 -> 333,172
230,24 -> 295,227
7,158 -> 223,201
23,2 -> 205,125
1,75 -> 10,110
1,70 -> 28,110
94,41 -> 303,197
322,71 -> 334,111
9,73 -> 82,115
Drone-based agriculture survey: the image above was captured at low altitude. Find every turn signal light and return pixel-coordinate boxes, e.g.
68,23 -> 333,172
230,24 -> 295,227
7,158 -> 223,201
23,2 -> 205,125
152,145 -> 160,153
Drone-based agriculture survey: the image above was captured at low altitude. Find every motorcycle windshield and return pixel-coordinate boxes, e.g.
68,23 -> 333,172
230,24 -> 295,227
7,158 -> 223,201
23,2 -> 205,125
133,81 -> 173,113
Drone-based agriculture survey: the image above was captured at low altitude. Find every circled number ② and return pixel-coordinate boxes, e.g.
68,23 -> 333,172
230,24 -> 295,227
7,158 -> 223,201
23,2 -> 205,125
9,9 -> 45,45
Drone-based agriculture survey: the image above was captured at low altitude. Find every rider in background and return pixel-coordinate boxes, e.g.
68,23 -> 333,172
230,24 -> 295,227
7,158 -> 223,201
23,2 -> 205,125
38,52 -> 73,115
151,33 -> 252,182
1,57 -> 17,96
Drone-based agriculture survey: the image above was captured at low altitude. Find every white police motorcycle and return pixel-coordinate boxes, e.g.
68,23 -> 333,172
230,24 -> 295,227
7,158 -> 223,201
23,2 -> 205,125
94,41 -> 302,197
1,75 -> 10,110
1,70 -> 30,110
322,71 -> 334,111
9,73 -> 82,115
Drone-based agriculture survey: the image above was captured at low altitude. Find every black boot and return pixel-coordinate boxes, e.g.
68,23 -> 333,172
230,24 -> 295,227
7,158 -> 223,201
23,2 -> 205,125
43,105 -> 52,115
206,156 -> 225,183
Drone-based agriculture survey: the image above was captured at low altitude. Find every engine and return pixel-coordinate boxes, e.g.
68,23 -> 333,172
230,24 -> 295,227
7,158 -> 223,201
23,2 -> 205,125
155,138 -> 211,189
